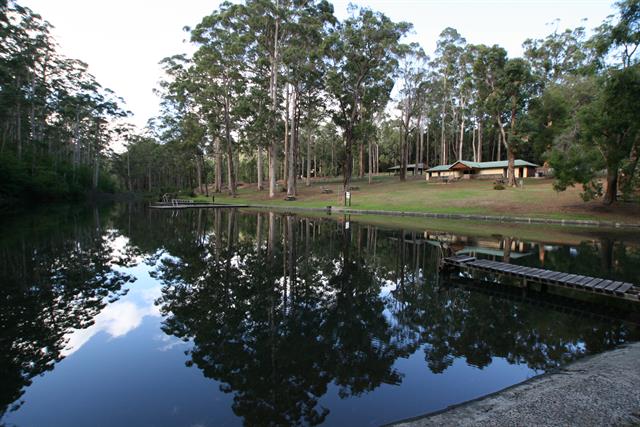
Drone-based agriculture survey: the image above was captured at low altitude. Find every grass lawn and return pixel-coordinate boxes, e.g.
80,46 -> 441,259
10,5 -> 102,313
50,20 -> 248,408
192,175 -> 640,224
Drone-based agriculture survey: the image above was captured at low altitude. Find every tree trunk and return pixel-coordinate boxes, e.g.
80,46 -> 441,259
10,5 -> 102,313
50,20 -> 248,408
268,9 -> 280,199
224,96 -> 236,196
343,130 -> 353,191
440,76 -> 447,165
16,74 -> 22,161
368,139 -> 372,184
458,116 -> 464,161
425,125 -> 430,168
257,146 -> 264,190
287,88 -> 297,197
603,165 -> 618,205
498,117 -> 514,185
331,143 -> 335,177
477,119 -> 483,162
418,117 -> 423,174
400,118 -> 407,181
226,149 -> 236,196
283,84 -> 289,184
306,133 -> 311,186
195,155 -> 203,194
202,155 -> 209,196
126,151 -> 131,191
503,236 -> 512,264
619,140 -> 638,195
506,104 -> 517,186
507,146 -> 516,187
471,122 -> 477,162
359,142 -> 365,177
93,154 -> 100,189
214,137 -> 222,193
414,115 -> 421,175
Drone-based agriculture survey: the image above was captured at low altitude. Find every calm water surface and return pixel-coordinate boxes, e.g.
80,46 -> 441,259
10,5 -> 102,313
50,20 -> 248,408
1,204 -> 639,427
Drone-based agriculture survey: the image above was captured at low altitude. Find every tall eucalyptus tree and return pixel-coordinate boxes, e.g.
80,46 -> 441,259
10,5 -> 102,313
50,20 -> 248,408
325,6 -> 410,190
397,43 -> 427,181
191,3 -> 253,196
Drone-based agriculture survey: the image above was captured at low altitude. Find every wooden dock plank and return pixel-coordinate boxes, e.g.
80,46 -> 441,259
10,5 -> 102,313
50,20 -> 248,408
584,278 -> 604,289
546,272 -> 570,282
557,274 -> 578,284
538,270 -> 559,280
566,275 -> 588,286
503,266 -> 529,275
547,273 -> 572,283
594,279 -> 613,291
577,276 -> 598,288
500,265 -> 526,274
468,260 -> 496,269
526,269 -> 547,279
614,283 -> 633,295
442,257 -> 638,301
604,281 -> 624,293
472,259 -> 493,265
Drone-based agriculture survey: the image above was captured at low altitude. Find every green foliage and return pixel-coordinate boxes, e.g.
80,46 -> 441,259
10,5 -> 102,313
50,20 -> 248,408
111,0 -> 638,208
0,0 -> 127,203
0,153 -> 116,202
546,66 -> 640,202
325,6 -> 410,187
548,143 -> 604,200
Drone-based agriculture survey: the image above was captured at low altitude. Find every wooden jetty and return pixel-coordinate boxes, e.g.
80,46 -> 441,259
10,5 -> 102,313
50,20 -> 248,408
444,277 -> 640,326
442,255 -> 640,302
149,200 -> 247,209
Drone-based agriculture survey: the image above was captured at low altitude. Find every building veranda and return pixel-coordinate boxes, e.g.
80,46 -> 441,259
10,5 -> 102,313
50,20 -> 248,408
426,160 -> 538,181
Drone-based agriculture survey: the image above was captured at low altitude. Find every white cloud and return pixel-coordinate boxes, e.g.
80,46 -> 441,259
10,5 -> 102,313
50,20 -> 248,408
62,287 -> 162,357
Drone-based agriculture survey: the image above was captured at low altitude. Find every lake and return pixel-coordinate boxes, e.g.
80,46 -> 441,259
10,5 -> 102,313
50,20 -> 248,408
1,204 -> 639,427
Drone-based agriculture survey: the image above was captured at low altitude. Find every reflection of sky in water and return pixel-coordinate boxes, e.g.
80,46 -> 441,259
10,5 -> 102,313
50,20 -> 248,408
62,265 -> 162,357
4,252 -> 237,427
3,234 -> 540,427
3,214 -> 638,427
62,235 -> 163,357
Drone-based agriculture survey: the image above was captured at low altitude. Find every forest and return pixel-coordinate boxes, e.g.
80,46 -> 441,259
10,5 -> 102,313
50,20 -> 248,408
0,1 -> 128,201
0,0 -> 638,205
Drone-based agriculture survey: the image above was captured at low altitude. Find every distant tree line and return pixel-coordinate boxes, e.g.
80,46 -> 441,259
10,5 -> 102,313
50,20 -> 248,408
2,0 -> 638,205
0,0 -> 128,202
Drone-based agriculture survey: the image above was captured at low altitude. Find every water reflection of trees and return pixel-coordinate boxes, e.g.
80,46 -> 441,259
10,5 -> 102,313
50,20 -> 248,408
152,209 -> 639,425
0,206 -> 135,417
155,212 -> 411,425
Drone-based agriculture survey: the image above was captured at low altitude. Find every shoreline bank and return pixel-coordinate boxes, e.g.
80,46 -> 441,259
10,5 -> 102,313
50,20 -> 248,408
388,342 -> 640,426
235,203 -> 640,229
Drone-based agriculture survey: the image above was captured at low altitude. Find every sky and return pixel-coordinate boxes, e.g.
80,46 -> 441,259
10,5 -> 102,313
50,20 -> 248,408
24,0 -> 617,130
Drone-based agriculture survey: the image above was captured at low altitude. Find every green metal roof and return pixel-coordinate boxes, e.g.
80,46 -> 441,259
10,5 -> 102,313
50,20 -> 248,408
427,159 -> 538,172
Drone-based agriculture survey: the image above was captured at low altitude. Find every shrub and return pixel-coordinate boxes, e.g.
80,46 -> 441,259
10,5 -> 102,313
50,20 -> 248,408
493,183 -> 505,190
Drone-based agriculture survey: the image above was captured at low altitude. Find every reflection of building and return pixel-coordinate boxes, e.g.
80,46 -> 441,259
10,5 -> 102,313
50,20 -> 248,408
420,231 -> 534,261
457,245 -> 532,260
426,160 -> 538,180
456,238 -> 533,261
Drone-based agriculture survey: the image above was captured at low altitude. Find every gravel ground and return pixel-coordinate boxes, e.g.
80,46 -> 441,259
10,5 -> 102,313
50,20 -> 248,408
390,342 -> 640,427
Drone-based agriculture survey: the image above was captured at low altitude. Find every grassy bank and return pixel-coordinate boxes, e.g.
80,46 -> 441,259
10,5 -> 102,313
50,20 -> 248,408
192,175 -> 640,225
